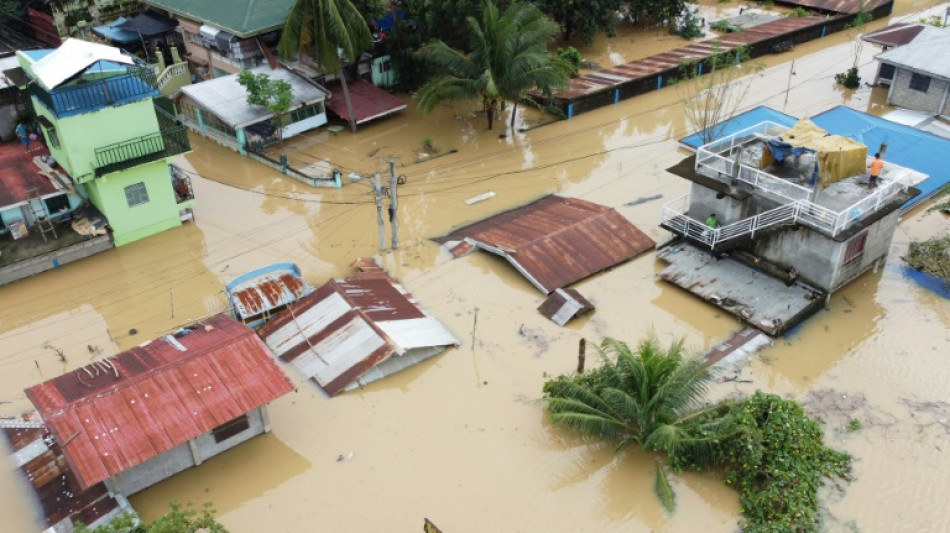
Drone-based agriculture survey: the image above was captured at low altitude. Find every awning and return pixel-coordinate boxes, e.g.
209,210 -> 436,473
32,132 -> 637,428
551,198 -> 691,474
92,17 -> 139,44
115,11 -> 177,38
326,79 -> 406,125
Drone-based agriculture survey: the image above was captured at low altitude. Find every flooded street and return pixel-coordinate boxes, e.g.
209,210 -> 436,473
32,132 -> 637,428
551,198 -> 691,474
2,1 -> 950,531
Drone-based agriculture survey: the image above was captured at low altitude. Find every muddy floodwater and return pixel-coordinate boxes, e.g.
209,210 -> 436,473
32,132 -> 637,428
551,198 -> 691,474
2,2 -> 949,531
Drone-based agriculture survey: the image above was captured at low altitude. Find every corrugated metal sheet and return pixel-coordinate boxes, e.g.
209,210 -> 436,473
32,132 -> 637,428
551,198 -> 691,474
861,23 -> 925,47
776,0 -> 890,14
538,288 -> 595,326
258,264 -> 459,396
24,314 -> 294,490
434,195 -> 656,294
226,263 -> 312,323
2,413 -> 122,528
326,79 -> 407,124
549,17 -> 826,101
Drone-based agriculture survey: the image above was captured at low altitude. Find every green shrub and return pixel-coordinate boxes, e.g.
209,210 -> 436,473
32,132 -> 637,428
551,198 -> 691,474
556,46 -> 583,78
835,67 -> 860,88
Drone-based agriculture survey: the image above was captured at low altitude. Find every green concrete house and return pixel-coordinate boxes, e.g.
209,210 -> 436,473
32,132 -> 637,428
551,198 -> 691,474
17,39 -> 194,246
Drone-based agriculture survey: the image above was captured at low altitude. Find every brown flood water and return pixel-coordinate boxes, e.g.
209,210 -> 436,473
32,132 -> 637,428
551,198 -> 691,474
2,2 -> 949,531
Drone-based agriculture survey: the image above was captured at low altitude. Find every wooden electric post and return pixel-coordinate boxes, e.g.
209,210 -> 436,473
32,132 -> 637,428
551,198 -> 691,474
389,160 -> 399,249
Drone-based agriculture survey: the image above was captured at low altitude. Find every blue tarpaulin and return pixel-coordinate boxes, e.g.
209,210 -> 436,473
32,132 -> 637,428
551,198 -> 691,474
92,17 -> 139,44
764,138 -> 811,162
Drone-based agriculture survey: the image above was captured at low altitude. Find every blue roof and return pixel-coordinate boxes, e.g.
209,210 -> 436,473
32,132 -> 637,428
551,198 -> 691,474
811,106 -> 950,210
679,106 -> 798,149
92,17 -> 140,44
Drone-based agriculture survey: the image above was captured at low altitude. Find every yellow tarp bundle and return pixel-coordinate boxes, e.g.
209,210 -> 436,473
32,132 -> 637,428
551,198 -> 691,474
779,119 -> 868,188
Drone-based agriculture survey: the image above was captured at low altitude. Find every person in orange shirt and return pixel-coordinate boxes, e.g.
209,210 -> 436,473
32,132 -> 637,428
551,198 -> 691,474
868,153 -> 884,188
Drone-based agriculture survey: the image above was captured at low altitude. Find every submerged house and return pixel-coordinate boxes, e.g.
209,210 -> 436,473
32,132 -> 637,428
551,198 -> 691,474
870,26 -> 950,117
16,38 -> 194,246
257,259 -> 459,396
14,314 -> 294,530
177,65 -> 329,152
660,118 -> 924,334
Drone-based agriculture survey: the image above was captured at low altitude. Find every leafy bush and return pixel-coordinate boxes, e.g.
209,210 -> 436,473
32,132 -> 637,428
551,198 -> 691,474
670,391 -> 852,532
557,46 -> 583,78
672,9 -> 704,39
834,67 -> 860,88
905,234 -> 950,281
789,6 -> 810,17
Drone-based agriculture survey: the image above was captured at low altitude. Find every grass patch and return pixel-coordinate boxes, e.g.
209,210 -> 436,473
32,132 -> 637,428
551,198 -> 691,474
905,234 -> 950,282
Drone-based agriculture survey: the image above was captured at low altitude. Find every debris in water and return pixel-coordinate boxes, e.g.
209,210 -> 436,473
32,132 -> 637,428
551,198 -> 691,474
625,194 -> 664,207
336,451 -> 355,462
129,328 -> 137,335
465,191 -> 496,205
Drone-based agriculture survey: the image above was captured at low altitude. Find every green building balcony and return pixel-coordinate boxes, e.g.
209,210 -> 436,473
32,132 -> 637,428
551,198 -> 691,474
93,126 -> 191,177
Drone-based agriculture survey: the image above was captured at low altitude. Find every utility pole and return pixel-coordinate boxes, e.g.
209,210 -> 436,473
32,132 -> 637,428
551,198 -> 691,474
783,60 -> 795,112
388,160 -> 399,249
373,171 -> 386,251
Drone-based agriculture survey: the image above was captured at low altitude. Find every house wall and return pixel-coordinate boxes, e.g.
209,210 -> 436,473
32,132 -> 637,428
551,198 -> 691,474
33,96 -> 162,182
887,68 -> 950,115
108,406 -> 268,496
829,209 -> 899,290
84,159 -> 181,246
281,110 -> 328,139
750,227 -> 842,290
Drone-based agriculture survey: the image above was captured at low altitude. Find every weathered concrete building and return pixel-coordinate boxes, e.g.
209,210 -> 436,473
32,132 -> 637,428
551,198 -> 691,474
18,314 -> 294,529
869,25 -> 950,117
660,119 -> 924,334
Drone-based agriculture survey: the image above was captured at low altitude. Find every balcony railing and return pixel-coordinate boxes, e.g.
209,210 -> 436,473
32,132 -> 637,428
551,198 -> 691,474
30,67 -> 159,118
93,126 -> 191,177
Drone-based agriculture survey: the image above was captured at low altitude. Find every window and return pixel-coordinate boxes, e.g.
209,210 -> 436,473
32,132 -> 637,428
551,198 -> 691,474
289,103 -> 323,123
843,232 -> 867,265
44,194 -> 70,215
909,72 -> 931,92
211,414 -> 250,443
37,116 -> 59,148
878,63 -> 895,81
124,182 -> 149,207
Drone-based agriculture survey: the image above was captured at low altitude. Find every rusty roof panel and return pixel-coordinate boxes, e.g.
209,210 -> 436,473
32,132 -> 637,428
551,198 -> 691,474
775,0 -> 889,13
538,288 -> 595,326
547,17 -> 826,100
3,416 -> 122,528
24,314 -> 294,490
258,263 -> 459,397
226,263 -> 312,324
861,23 -> 925,47
435,195 -> 655,294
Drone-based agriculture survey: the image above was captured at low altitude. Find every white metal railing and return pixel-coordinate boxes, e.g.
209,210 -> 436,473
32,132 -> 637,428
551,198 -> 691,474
661,183 -> 909,249
736,164 -> 812,202
698,120 -> 789,158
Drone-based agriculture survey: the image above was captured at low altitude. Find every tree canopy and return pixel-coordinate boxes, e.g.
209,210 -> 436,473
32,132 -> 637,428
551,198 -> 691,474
415,0 -> 568,130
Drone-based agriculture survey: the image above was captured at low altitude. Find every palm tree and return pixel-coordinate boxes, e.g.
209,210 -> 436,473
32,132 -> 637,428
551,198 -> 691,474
415,1 -> 569,130
542,336 -> 729,511
278,0 -> 371,133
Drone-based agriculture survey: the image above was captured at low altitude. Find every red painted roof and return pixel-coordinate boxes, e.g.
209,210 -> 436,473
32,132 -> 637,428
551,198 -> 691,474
435,195 -> 656,293
25,314 -> 294,490
325,79 -> 406,124
0,141 -> 59,208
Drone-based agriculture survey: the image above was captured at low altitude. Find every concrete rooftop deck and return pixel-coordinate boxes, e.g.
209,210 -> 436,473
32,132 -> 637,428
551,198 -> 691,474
656,242 -> 825,336
736,141 -> 924,211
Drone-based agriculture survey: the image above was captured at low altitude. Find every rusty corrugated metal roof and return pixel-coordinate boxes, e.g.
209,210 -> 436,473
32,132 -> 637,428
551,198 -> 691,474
24,314 -> 294,490
257,263 -> 459,396
548,17 -> 826,101
775,0 -> 890,14
434,195 -> 655,294
861,23 -> 925,47
538,288 -> 595,326
2,413 -> 122,528
226,262 -> 311,324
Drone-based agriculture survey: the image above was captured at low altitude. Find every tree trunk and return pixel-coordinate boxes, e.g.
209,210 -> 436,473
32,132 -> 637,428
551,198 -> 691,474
510,100 -> 518,129
339,69 -> 357,133
486,103 -> 495,130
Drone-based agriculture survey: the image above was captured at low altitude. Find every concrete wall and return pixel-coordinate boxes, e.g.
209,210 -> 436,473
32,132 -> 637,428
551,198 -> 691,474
108,407 -> 268,496
687,183 -> 744,224
751,227 -> 841,290
829,209 -> 899,290
888,68 -> 950,115
85,160 -> 182,246
0,235 -> 113,287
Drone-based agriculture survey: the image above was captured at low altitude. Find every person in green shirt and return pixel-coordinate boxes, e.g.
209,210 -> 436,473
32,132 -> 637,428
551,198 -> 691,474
706,213 -> 718,229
